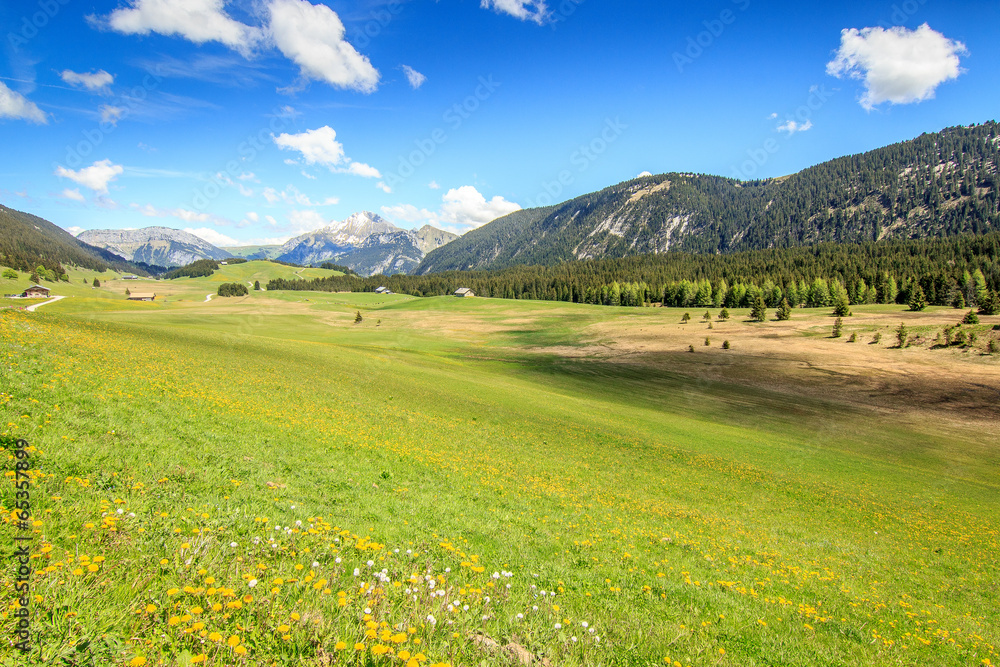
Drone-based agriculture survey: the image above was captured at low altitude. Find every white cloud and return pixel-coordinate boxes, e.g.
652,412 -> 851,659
382,185 -> 521,233
301,170 -> 316,180
61,188 -> 86,202
237,172 -> 257,181
262,185 -> 338,207
100,105 -> 125,125
268,0 -> 379,93
827,23 -> 966,110
401,65 -> 426,89
768,112 -> 778,120
776,119 -> 813,135
66,226 -> 85,236
0,82 -> 47,124
636,171 -> 653,178
287,209 -> 327,233
132,203 -> 216,223
184,227 -> 239,246
481,0 -> 548,24
428,180 -> 440,190
61,69 -> 114,93
55,159 -> 123,194
376,181 -> 391,194
99,0 -> 261,54
273,126 -> 380,178
245,212 -> 259,222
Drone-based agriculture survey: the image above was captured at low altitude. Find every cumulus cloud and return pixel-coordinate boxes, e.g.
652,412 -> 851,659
61,189 -> 86,202
98,0 -> 261,54
636,171 -> 653,178
268,0 -> 379,92
273,126 -> 380,178
287,208 -> 327,233
382,185 -> 520,233
401,65 -> 426,89
55,159 -> 123,194
0,82 -> 47,124
183,227 -> 239,246
428,180 -> 440,190
826,23 -> 967,110
61,69 -> 114,92
66,226 -> 85,235
376,181 -> 391,194
481,0 -> 548,24
777,119 -> 813,135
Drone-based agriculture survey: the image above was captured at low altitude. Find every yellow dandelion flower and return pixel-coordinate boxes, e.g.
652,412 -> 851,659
354,642 -> 366,651
335,641 -> 347,650
227,635 -> 241,647
128,657 -> 146,667
234,646 -> 247,656
145,604 -> 156,613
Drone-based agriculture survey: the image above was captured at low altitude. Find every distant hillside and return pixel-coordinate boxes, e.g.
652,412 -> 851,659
0,204 -> 155,275
223,245 -> 283,260
276,211 -> 458,275
78,227 -> 232,268
416,122 -> 1000,273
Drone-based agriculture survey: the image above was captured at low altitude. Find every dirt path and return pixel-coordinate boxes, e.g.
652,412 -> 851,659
26,295 -> 65,311
204,293 -> 213,303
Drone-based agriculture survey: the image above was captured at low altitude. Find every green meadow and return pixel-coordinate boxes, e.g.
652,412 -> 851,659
1,264 -> 998,667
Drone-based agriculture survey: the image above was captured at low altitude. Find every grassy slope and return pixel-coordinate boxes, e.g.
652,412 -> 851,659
0,293 -> 997,667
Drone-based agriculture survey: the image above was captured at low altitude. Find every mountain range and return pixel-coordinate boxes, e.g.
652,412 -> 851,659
78,226 -> 234,268
415,121 -> 1000,273
273,212 -> 457,275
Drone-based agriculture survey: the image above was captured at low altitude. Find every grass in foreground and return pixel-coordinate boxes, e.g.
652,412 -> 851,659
0,296 -> 998,667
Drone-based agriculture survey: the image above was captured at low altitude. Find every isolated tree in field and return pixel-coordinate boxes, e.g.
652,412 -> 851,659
750,294 -> 767,322
92,277 -> 101,287
681,312 -> 691,323
719,308 -> 730,321
125,288 -> 130,296
963,310 -> 979,325
704,337 -> 711,346
832,317 -> 843,338
895,323 -> 908,348
848,332 -> 857,343
254,280 -> 261,291
722,340 -> 730,349
688,344 -> 695,353
703,310 -> 711,321
907,284 -> 927,312
2,268 -> 17,279
979,290 -> 999,316
354,311 -> 363,324
833,294 -> 852,317
775,298 -> 792,321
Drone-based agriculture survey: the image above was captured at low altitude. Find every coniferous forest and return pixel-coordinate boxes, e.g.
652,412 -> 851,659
268,233 -> 1000,311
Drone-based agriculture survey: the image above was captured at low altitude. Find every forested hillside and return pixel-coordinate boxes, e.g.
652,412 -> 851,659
416,122 -> 1000,273
0,205 -> 156,275
270,232 -> 1000,312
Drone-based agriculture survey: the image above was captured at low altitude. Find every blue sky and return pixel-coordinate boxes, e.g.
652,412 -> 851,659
1,0 -> 997,246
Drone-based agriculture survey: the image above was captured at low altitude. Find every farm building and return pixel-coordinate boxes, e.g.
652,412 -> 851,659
454,288 -> 475,298
22,285 -> 51,298
127,292 -> 156,302
122,274 -> 139,280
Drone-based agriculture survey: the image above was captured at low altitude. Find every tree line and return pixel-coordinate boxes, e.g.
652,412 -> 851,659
267,233 -> 1000,310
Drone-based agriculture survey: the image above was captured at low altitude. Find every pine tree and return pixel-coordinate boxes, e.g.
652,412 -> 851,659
681,312 -> 691,323
722,340 -> 730,349
750,294 -> 767,322
907,284 -> 927,312
895,322 -> 908,348
775,298 -> 792,321
833,294 -> 852,317
354,311 -> 363,324
979,290 -> 999,316
832,317 -> 843,338
719,308 -> 730,321
963,310 -> 979,325
92,277 -> 101,287
254,280 -> 261,291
